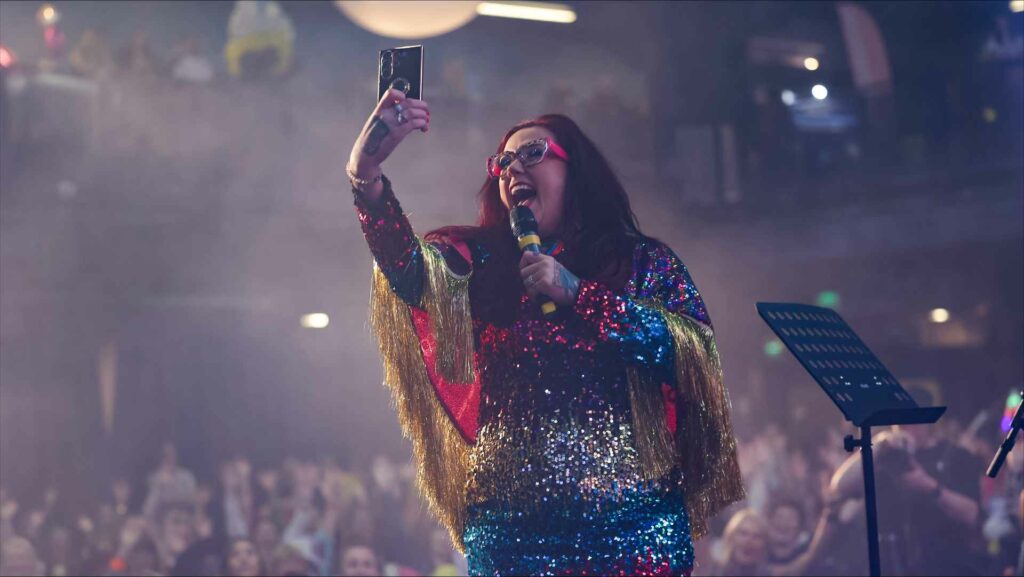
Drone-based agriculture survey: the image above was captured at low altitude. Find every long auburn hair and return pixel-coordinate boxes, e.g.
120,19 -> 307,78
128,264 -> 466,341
427,115 -> 649,320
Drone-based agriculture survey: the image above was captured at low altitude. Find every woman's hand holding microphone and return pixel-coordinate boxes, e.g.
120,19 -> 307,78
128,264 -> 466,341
519,251 -> 581,308
347,88 -> 431,204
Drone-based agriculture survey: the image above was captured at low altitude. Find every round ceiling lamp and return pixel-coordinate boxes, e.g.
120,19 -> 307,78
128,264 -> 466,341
335,1 -> 478,39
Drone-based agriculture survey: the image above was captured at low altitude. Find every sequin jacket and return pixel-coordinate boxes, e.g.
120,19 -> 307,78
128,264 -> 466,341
355,177 -> 743,553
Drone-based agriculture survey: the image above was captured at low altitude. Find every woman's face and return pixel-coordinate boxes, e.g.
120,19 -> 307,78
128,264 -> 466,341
227,539 -> 261,577
498,126 -> 568,238
160,508 -> 195,555
730,518 -> 768,567
340,545 -> 379,577
769,505 -> 802,549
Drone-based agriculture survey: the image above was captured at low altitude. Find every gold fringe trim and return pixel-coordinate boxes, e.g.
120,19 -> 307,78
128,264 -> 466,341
627,365 -> 676,480
368,238 -> 474,552
421,241 -> 475,384
628,303 -> 745,540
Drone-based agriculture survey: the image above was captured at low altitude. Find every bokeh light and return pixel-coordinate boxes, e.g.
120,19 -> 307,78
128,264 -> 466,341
300,313 -> 330,329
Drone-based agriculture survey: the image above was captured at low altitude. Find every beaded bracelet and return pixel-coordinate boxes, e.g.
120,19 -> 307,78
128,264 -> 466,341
347,165 -> 384,192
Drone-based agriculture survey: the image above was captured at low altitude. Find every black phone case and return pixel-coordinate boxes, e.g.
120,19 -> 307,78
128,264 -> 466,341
378,45 -> 423,102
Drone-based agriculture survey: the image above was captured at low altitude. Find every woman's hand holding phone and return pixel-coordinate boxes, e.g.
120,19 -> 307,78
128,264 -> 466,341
347,88 -> 431,203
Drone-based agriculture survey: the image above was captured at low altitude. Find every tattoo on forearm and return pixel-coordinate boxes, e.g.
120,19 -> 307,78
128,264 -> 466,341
362,116 -> 390,155
555,265 -> 581,301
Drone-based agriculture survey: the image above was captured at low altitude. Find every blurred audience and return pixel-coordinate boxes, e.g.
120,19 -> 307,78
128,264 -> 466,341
0,410 -> 1017,576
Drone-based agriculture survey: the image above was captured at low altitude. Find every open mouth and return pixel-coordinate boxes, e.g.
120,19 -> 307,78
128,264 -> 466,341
510,186 -> 537,207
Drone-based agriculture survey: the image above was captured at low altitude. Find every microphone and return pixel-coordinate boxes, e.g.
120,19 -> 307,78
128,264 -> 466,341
510,205 -> 557,316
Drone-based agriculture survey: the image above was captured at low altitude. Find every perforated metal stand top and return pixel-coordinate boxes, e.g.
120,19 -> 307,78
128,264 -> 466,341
757,302 -> 945,427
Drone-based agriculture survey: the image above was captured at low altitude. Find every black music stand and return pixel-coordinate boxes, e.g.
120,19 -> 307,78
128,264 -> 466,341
757,303 -> 946,577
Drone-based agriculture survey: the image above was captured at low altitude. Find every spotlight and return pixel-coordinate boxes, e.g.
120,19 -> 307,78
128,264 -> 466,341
929,308 -> 950,323
811,84 -> 828,100
36,3 -> 59,26
804,57 -> 819,71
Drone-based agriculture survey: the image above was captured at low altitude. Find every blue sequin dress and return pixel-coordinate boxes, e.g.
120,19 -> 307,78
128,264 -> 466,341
355,177 -> 741,576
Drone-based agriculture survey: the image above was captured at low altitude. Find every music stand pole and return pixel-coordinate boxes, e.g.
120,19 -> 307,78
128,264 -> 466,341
846,426 -> 882,577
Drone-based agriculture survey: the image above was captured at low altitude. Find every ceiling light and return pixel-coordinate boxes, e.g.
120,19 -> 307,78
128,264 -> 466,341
476,1 -> 576,23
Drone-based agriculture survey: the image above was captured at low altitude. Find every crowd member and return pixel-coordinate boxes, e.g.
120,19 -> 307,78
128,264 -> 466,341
143,444 -> 198,523
425,527 -> 464,576
106,515 -> 162,576
169,536 -> 224,577
221,458 -> 255,540
1017,489 -> 1023,576
110,477 -> 135,519
171,37 -> 215,84
69,29 -> 115,80
367,455 -> 421,569
278,460 -> 335,575
85,502 -> 122,566
0,488 -> 17,544
251,516 -> 281,569
783,427 -> 986,576
268,542 -> 318,576
765,498 -> 810,568
224,537 -> 264,577
38,521 -> 79,576
338,541 -> 381,577
705,509 -> 771,577
117,30 -> 162,77
0,536 -> 43,576
153,502 -> 198,570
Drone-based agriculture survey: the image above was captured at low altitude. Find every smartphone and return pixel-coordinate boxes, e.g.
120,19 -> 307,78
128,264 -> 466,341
378,45 -> 423,102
